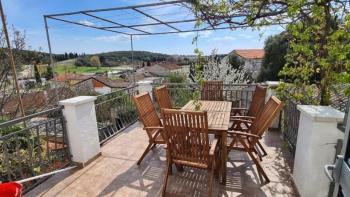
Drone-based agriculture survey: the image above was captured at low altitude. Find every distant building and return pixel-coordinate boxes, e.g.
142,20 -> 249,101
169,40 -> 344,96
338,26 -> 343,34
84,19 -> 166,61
73,76 -> 131,94
145,62 -> 181,77
229,49 -> 265,79
1,87 -> 75,116
52,73 -> 89,85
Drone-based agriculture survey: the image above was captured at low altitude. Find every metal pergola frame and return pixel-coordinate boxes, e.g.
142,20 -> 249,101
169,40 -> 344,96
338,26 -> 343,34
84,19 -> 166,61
42,0 -> 273,84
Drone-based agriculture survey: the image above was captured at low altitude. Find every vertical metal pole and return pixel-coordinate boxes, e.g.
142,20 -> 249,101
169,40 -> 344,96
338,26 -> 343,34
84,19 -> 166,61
0,0 -> 26,119
130,35 -> 135,84
44,16 -> 59,102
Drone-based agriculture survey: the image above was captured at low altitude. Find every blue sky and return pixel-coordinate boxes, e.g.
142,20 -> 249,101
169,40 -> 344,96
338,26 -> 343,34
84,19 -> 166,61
3,0 -> 284,55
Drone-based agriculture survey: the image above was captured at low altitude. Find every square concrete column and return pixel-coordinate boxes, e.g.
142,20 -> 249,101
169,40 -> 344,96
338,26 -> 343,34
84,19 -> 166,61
59,96 -> 101,167
293,105 -> 344,197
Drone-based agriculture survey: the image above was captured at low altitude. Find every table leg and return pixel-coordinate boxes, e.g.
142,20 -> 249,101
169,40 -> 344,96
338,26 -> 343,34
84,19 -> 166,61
221,131 -> 227,184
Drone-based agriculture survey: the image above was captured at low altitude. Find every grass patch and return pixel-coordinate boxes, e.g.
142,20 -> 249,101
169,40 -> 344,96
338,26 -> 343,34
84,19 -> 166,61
54,65 -> 112,74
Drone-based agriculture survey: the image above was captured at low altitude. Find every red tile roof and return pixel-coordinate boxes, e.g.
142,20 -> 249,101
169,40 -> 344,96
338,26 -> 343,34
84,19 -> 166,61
232,49 -> 265,59
73,76 -> 131,89
54,73 -> 89,82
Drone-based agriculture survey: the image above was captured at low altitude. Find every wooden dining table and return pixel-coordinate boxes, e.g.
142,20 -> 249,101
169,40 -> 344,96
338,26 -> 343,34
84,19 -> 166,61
182,100 -> 232,184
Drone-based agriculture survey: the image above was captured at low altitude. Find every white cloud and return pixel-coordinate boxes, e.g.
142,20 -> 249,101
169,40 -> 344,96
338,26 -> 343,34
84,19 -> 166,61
238,33 -> 253,39
79,20 -> 94,26
177,30 -> 213,38
212,36 -> 236,41
178,32 -> 195,38
93,35 -> 142,43
199,30 -> 212,38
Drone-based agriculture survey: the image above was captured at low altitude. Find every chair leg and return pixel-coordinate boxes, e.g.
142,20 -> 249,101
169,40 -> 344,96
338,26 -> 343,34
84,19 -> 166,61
208,165 -> 215,197
162,160 -> 171,197
257,141 -> 267,157
239,138 -> 270,183
137,142 -> 153,165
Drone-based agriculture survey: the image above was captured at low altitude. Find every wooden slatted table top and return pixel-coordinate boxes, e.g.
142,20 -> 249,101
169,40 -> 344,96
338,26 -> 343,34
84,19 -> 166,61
181,100 -> 232,132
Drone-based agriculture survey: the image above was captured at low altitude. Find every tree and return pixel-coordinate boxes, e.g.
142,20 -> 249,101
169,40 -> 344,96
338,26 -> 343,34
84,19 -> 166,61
75,57 -> 89,67
228,54 -> 244,70
146,60 -> 151,67
257,32 -> 288,82
190,0 -> 350,105
34,64 -> 41,83
45,66 -> 54,80
203,49 -> 252,84
90,56 -> 101,69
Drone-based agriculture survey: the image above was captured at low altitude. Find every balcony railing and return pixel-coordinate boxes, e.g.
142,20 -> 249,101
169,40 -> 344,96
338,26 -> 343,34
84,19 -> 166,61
95,86 -> 139,145
152,82 -> 259,109
0,106 -> 70,193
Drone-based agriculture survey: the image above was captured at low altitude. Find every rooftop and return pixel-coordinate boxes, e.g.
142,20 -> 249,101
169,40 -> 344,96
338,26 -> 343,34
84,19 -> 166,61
26,121 -> 296,197
232,49 -> 265,59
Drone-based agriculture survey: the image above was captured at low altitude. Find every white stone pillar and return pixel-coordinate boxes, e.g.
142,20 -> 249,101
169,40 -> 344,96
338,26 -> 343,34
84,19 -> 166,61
293,105 -> 344,197
59,96 -> 101,167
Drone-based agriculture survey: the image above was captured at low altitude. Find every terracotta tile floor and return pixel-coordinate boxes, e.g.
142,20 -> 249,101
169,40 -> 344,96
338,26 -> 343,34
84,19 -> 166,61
26,122 -> 297,197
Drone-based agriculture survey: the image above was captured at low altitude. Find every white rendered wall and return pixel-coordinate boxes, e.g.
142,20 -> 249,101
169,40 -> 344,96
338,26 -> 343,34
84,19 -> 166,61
293,105 -> 344,197
59,96 -> 101,166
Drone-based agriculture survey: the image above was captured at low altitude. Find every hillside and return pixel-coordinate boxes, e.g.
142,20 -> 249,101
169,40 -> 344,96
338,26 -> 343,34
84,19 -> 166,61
95,51 -> 169,67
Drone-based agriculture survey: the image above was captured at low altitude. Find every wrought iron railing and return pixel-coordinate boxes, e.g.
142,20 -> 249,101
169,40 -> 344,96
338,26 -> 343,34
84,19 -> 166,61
0,106 -> 70,193
152,82 -> 259,109
95,86 -> 139,145
280,84 -> 349,154
281,100 -> 300,155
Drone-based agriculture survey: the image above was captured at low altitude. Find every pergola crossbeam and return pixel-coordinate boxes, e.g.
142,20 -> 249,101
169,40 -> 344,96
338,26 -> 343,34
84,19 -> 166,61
82,12 -> 151,34
44,0 -> 187,18
132,8 -> 182,32
101,19 -> 197,29
46,16 -> 130,35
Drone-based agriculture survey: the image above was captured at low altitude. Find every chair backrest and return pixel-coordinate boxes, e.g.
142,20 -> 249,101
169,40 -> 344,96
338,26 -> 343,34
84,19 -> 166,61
247,85 -> 267,117
201,80 -> 224,101
154,85 -> 173,109
251,96 -> 283,136
133,92 -> 161,128
161,109 -> 210,167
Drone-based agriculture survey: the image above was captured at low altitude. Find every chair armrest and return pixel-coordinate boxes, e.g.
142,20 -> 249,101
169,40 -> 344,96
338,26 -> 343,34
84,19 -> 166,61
143,126 -> 163,130
172,107 -> 182,109
231,107 -> 248,110
230,119 -> 253,124
209,139 -> 219,156
230,115 -> 255,120
232,131 -> 259,139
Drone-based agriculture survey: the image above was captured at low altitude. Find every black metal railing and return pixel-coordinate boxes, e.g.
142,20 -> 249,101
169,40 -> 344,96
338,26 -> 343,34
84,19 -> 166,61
0,106 -> 70,193
281,100 -> 300,155
152,83 -> 258,109
95,86 -> 139,145
280,84 -> 349,154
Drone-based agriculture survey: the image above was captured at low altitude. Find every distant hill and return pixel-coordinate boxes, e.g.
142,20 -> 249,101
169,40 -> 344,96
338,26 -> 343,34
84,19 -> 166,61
72,51 -> 170,67
95,51 -> 170,67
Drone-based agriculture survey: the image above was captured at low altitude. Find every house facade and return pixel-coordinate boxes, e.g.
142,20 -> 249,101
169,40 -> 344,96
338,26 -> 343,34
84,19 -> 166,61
144,63 -> 181,77
73,76 -> 130,94
230,49 -> 265,79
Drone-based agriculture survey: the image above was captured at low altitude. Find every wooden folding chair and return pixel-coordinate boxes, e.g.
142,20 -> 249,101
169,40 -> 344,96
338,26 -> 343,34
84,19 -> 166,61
227,96 -> 283,183
230,85 -> 267,157
133,92 -> 165,165
154,85 -> 180,109
161,109 -> 219,197
231,85 -> 267,118
201,80 -> 224,101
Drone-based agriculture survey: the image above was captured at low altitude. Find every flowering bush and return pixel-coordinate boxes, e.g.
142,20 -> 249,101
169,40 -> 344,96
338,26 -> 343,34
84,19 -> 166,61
203,49 -> 252,84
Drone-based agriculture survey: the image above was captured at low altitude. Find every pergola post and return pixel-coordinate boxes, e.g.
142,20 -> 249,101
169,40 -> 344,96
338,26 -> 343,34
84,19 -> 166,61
0,0 -> 26,119
44,16 -> 59,102
130,35 -> 135,84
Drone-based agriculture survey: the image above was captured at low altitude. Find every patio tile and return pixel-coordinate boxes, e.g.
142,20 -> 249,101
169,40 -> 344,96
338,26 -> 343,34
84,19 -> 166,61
26,122 -> 297,197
